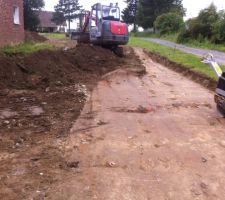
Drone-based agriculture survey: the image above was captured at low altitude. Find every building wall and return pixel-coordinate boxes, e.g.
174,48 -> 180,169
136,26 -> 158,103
0,0 -> 24,46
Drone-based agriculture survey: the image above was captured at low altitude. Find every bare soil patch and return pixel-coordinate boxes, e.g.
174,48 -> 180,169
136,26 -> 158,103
0,45 -> 143,199
25,31 -> 47,43
143,49 -> 217,91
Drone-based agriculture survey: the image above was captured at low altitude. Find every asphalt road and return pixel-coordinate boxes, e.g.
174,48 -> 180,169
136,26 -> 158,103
143,38 -> 225,65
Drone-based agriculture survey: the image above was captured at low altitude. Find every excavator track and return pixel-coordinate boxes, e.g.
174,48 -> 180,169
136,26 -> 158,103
215,94 -> 225,116
111,46 -> 124,57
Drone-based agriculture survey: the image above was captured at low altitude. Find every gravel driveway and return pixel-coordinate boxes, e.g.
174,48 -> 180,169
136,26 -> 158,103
143,38 -> 225,65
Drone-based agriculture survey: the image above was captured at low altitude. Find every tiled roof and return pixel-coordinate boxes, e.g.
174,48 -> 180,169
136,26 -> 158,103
36,11 -> 66,28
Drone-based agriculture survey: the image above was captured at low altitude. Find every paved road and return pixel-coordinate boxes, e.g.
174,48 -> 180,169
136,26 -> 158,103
49,48 -> 225,200
143,38 -> 225,65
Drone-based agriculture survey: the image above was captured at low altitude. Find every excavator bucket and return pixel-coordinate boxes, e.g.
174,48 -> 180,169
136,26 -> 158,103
71,10 -> 90,43
71,32 -> 90,43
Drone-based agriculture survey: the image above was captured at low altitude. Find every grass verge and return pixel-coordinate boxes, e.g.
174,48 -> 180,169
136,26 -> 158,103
132,32 -> 225,53
1,42 -> 55,56
40,33 -> 67,40
181,39 -> 225,53
129,37 -> 225,80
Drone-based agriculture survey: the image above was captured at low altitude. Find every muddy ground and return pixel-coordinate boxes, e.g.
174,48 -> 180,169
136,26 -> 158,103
0,44 -> 144,200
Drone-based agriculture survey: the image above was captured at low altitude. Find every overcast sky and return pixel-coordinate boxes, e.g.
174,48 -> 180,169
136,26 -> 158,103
44,0 -> 225,23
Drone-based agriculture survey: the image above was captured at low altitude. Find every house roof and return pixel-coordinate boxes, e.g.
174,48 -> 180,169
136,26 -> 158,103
36,11 -> 67,28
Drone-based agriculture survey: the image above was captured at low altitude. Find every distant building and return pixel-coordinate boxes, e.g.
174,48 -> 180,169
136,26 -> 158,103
0,0 -> 25,46
36,11 -> 67,32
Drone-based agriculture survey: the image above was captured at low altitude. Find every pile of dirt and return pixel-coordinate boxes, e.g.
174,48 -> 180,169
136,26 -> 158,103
0,44 -> 144,199
25,31 -> 47,42
0,45 -> 131,90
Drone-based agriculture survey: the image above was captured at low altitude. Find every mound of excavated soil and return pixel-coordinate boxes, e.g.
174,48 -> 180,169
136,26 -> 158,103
25,31 -> 47,42
0,44 -> 144,200
0,45 -> 131,90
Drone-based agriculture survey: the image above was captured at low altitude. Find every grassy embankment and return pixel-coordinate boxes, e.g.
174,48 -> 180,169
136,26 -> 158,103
0,33 -> 67,56
129,37 -> 225,80
132,32 -> 225,53
1,43 -> 54,55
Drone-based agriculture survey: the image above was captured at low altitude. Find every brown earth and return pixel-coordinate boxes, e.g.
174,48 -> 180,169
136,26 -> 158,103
25,31 -> 47,43
1,42 -> 225,200
0,45 -> 144,200
45,48 -> 225,200
143,50 -> 217,91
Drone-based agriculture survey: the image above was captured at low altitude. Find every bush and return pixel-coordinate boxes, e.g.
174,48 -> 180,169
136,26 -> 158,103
154,12 -> 185,35
177,29 -> 191,43
212,11 -> 225,43
178,3 -> 225,44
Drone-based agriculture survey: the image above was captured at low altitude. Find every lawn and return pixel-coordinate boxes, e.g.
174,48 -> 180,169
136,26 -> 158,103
1,42 -> 55,56
129,37 -> 225,80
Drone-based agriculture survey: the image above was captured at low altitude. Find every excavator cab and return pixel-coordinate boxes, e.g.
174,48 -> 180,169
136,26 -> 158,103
72,3 -> 129,53
89,3 -> 129,46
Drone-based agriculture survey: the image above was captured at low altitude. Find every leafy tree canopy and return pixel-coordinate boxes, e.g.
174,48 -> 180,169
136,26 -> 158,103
23,0 -> 45,31
54,0 -> 82,31
122,0 -> 138,32
137,0 -> 186,29
154,12 -> 185,35
177,3 -> 225,44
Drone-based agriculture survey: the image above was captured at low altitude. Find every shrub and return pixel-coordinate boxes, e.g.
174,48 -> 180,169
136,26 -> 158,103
178,3 -> 225,44
154,12 -> 185,35
177,29 -> 191,43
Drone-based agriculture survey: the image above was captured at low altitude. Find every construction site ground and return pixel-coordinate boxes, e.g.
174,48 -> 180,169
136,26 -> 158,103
0,39 -> 225,200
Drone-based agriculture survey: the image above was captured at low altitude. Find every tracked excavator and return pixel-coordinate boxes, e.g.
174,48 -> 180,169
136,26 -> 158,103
202,54 -> 225,117
71,3 -> 129,56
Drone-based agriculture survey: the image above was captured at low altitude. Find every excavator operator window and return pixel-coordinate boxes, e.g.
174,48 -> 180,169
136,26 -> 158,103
91,8 -> 97,27
102,6 -> 120,21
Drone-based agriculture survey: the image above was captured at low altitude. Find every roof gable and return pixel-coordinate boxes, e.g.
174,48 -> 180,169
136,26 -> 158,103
36,11 -> 66,28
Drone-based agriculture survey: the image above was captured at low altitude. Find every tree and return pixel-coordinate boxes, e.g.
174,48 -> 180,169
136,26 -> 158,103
54,0 -> 82,32
154,12 -> 184,35
177,3 -> 225,44
179,3 -> 219,41
23,0 -> 45,31
52,11 -> 66,30
137,0 -> 185,29
212,11 -> 225,43
122,0 -> 138,32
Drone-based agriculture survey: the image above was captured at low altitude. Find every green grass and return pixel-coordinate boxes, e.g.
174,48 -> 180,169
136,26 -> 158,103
129,37 -> 225,80
1,42 -> 55,55
183,39 -> 225,53
131,32 -> 159,38
40,33 -> 67,40
132,32 -> 225,53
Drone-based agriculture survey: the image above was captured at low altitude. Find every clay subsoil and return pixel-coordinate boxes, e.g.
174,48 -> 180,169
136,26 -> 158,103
48,48 -> 224,200
0,44 -> 143,200
1,42 -> 225,200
